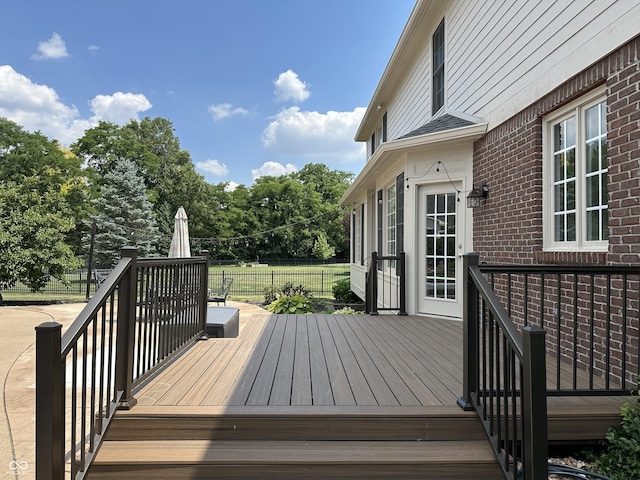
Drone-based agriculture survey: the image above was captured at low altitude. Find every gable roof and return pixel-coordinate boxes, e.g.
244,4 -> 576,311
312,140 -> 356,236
396,114 -> 476,140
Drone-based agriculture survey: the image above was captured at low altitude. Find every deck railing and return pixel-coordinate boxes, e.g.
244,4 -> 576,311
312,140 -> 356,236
35,247 -> 209,480
481,263 -> 639,396
365,251 -> 406,315
459,254 -> 548,480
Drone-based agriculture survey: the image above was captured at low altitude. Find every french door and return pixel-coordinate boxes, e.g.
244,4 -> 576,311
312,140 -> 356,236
418,184 -> 463,318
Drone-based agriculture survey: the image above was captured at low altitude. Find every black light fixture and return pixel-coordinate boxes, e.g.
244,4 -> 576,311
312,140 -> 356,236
466,184 -> 489,208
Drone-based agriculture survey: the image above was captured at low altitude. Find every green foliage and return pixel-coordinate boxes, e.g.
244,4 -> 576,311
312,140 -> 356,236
0,118 -> 85,290
263,285 -> 277,305
278,281 -> 313,299
589,395 -> 640,480
312,233 -> 335,261
0,183 -> 81,291
267,294 -> 314,314
88,159 -> 159,267
332,278 -> 361,303
332,306 -> 363,314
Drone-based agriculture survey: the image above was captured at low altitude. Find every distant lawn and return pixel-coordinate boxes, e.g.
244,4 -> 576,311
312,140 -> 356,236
208,263 -> 350,301
1,263 -> 351,304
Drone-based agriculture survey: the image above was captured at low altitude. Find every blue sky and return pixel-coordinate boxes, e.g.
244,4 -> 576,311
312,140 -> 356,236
0,1 -> 415,188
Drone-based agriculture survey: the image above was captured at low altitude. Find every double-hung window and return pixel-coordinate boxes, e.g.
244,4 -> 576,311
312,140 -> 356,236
544,89 -> 608,250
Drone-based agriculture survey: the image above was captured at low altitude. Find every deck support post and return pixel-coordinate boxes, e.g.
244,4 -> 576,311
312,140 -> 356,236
35,322 -> 64,480
367,251 -> 379,315
200,250 -> 210,338
398,252 -> 407,315
116,246 -> 138,410
522,325 -> 548,480
458,253 -> 478,411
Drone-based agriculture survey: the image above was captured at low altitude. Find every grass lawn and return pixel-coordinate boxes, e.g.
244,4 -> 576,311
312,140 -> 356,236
1,264 -> 351,304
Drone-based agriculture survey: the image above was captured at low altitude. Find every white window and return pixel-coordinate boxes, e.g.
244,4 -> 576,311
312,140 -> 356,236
355,206 -> 362,264
387,185 -> 397,265
544,89 -> 608,251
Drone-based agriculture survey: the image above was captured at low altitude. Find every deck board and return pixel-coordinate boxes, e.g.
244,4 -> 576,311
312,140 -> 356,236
134,313 -> 629,416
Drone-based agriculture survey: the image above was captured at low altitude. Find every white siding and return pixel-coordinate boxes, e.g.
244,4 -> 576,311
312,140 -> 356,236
448,0 -> 640,128
367,0 -> 640,145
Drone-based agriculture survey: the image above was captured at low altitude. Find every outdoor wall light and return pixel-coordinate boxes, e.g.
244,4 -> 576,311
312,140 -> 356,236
466,184 -> 489,208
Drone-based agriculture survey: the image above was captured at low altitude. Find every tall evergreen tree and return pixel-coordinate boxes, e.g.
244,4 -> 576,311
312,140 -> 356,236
88,159 -> 159,267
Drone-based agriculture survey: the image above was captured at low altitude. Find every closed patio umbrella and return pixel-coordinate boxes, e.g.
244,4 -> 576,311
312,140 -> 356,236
168,206 -> 191,257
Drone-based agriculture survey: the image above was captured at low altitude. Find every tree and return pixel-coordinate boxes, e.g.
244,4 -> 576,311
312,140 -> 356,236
89,159 -> 159,267
312,233 -> 335,262
0,183 -> 81,291
0,117 -> 94,255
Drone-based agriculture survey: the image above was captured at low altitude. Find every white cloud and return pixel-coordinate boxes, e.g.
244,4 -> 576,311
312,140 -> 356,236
89,92 -> 152,124
208,103 -> 249,121
273,70 -> 310,103
195,159 -> 229,176
251,161 -> 298,180
32,33 -> 69,60
224,181 -> 239,192
261,106 -> 366,161
0,65 -> 152,145
87,45 -> 99,54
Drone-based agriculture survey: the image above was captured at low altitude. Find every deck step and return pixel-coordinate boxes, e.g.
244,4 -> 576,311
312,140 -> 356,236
89,439 -> 504,479
105,405 -> 486,441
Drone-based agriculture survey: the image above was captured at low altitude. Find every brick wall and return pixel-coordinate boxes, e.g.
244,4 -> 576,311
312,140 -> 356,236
472,35 -> 640,389
473,34 -> 640,267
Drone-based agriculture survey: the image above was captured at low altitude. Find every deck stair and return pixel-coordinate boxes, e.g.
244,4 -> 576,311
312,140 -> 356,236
88,405 -> 503,479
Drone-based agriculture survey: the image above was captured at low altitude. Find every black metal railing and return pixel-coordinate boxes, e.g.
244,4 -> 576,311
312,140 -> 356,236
481,263 -> 639,397
460,254 -> 548,480
365,251 -> 406,315
35,247 -> 209,480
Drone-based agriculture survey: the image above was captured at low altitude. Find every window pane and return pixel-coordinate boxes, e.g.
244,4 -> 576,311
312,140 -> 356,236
554,153 -> 565,181
602,172 -> 608,205
567,180 -> 575,210
567,213 -> 576,241
554,184 -> 565,212
427,195 -> 435,215
586,104 -> 600,140
586,174 -> 599,208
602,209 -> 609,240
426,237 -> 434,255
566,149 -> 575,179
587,210 -> 600,241
436,237 -> 444,256
554,215 -> 565,241
565,116 -> 576,147
586,140 -> 600,173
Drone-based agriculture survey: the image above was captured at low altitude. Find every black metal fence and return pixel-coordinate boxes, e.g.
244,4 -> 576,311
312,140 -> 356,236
3,264 -> 350,299
208,268 -> 350,298
365,251 -> 406,315
35,248 -> 209,480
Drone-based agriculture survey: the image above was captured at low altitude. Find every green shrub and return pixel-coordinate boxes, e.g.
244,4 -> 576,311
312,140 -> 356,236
267,294 -> 314,314
589,395 -> 640,480
332,306 -> 363,314
332,278 -> 361,303
279,281 -> 313,299
263,285 -> 277,305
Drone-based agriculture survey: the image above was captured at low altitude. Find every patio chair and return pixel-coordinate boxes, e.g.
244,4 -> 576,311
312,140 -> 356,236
208,278 -> 233,306
94,269 -> 113,290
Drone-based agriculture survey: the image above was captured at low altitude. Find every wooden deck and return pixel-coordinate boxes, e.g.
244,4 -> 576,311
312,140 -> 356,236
91,312 -> 631,478
135,313 -> 464,408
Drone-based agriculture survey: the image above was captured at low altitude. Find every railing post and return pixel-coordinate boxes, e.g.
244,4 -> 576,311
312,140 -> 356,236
522,325 -> 548,480
369,251 -> 379,315
116,246 -> 138,410
35,322 -> 64,480
458,253 -> 478,411
398,252 -> 407,315
200,250 -> 210,337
